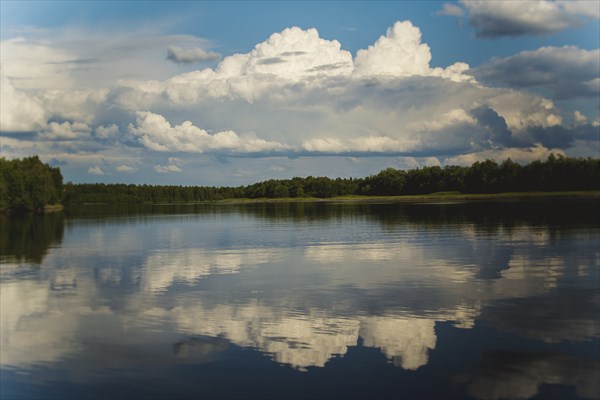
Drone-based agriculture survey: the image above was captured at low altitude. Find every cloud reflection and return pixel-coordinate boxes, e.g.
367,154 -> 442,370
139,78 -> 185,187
0,207 -> 598,398
170,300 -> 441,370
141,248 -> 282,292
464,351 -> 600,400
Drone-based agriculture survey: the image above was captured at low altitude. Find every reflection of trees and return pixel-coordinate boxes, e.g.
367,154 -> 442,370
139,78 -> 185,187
66,202 -> 367,223
66,199 -> 600,231
0,212 -> 64,263
463,351 -> 600,400
368,200 -> 599,233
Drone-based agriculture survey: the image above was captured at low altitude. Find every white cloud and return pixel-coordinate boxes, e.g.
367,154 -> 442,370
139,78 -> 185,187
302,135 -> 418,154
1,28 -> 219,91
45,121 -> 91,140
354,21 -> 431,77
485,93 -> 564,132
407,108 -> 477,132
88,166 -> 105,175
1,18 -> 597,183
40,88 -> 109,125
558,0 -> 600,19
0,70 -> 47,132
0,37 -> 77,90
116,165 -> 136,173
129,111 -> 290,154
95,124 -> 119,139
459,0 -> 598,37
154,157 -> 182,173
217,26 -> 354,80
584,77 -> 600,92
166,46 -> 221,64
154,164 -> 182,173
444,144 -> 565,166
573,111 -> 588,126
353,21 -> 473,82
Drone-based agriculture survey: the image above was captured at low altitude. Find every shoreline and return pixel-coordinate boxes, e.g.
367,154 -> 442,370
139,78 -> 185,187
213,191 -> 600,205
69,191 -> 600,207
0,203 -> 64,215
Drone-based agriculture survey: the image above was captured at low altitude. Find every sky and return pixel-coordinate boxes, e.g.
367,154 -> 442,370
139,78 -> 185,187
1,0 -> 599,186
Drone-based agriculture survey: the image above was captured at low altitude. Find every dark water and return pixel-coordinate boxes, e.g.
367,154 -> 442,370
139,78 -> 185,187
1,200 -> 599,399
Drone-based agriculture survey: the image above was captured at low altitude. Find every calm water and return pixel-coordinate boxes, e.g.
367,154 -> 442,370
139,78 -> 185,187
1,200 -> 599,399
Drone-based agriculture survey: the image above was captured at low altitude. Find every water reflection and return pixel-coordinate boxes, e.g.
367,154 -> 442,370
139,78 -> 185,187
142,248 -> 282,293
0,212 -> 64,263
463,351 -> 600,400
485,289 -> 600,343
1,201 -> 598,399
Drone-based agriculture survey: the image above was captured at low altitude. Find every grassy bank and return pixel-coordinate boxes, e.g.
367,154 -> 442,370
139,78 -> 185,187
213,190 -> 600,205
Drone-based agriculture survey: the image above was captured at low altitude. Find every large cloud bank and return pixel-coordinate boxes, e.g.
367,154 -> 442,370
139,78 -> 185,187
1,20 -> 598,182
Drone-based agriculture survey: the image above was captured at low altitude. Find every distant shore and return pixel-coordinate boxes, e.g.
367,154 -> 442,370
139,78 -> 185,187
7,191 -> 599,213
159,190 -> 600,205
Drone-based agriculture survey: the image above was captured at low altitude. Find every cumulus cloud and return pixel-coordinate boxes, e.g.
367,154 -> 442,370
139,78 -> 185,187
1,19 -> 597,183
458,0 -> 598,37
155,157 -> 182,173
0,71 -> 47,132
88,166 -> 105,175
444,144 -> 565,166
116,165 -> 136,173
166,46 -> 221,64
217,26 -> 354,80
573,111 -> 588,126
128,111 -> 290,154
155,164 -> 182,173
94,124 -> 119,139
353,21 -> 473,82
45,121 -> 91,140
473,46 -> 600,99
354,21 -> 432,77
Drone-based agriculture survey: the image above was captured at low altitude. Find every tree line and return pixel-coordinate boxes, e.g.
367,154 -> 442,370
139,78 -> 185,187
62,154 -> 599,205
0,156 -> 63,213
1,154 -> 598,211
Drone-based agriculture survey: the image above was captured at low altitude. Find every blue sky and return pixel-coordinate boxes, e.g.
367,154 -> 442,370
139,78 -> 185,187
1,1 -> 599,185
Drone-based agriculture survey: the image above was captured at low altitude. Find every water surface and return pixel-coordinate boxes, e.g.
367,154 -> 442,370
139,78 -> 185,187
1,200 -> 599,399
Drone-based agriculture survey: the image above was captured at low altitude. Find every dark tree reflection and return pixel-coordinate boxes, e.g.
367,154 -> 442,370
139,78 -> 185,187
0,212 -> 64,263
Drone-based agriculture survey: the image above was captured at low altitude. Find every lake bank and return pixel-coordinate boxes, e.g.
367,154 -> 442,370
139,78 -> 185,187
212,190 -> 600,205
68,190 -> 600,207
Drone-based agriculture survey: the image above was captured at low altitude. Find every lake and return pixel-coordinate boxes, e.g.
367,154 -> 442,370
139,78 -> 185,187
1,200 -> 599,399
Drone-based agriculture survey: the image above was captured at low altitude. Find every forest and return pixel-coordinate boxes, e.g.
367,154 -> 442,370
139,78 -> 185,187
62,154 -> 599,205
1,154 -> 599,211
0,156 -> 63,213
